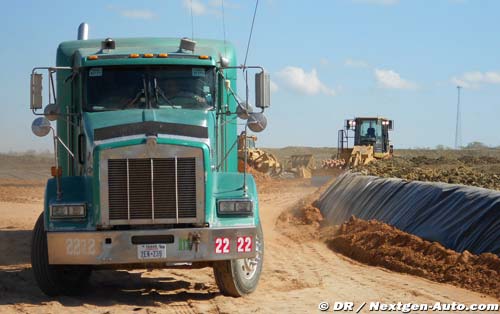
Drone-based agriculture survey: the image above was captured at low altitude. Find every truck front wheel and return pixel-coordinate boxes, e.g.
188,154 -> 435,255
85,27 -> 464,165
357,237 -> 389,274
31,213 -> 92,296
213,223 -> 264,297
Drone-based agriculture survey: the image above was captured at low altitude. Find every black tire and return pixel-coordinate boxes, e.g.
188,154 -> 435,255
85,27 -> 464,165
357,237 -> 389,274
213,223 -> 264,297
31,213 -> 92,296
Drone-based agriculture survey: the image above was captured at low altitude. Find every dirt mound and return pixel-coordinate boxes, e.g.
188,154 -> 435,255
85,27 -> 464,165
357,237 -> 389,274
278,201 -> 323,227
276,176 -> 336,228
327,217 -> 500,299
355,156 -> 500,190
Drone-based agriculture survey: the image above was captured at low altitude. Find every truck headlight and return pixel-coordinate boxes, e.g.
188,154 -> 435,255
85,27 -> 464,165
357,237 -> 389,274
50,204 -> 86,219
217,199 -> 253,216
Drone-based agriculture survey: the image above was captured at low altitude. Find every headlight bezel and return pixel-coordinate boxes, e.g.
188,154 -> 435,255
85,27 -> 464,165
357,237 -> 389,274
50,203 -> 87,219
217,199 -> 254,216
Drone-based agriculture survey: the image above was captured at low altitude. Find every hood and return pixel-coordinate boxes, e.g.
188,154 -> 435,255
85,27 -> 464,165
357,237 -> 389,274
83,108 -> 213,146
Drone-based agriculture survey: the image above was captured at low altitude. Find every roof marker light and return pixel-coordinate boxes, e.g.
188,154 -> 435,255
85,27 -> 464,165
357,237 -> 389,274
199,55 -> 210,60
129,53 -> 140,58
143,53 -> 154,58
88,55 -> 98,60
158,53 -> 169,58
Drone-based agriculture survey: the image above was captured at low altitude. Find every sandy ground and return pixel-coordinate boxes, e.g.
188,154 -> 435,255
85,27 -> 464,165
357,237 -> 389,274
0,180 -> 498,314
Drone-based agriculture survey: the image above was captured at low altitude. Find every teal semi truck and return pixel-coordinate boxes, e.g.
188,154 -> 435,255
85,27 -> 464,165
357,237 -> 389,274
29,23 -> 270,297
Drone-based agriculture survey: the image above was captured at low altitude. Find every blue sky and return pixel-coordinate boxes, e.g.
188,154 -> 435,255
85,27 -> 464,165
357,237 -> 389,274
1,0 -> 499,152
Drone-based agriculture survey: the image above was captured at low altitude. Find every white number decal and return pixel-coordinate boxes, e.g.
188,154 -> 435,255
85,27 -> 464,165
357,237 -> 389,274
65,238 -> 73,255
244,236 -> 252,252
88,239 -> 96,255
65,239 -> 96,256
215,237 -> 230,254
237,236 -> 252,253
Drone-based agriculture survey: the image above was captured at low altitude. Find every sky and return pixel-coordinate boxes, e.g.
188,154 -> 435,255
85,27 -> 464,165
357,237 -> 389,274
1,0 -> 499,152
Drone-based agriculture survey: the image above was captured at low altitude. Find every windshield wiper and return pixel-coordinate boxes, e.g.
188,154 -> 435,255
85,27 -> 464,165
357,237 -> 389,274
153,77 -> 176,107
123,88 -> 145,109
122,76 -> 150,109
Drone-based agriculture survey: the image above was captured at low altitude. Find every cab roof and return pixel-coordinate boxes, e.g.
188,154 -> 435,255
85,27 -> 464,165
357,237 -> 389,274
56,37 -> 237,68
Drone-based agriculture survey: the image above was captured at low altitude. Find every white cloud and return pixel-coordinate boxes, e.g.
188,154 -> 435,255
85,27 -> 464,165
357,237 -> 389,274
344,58 -> 369,68
209,0 -> 240,9
184,0 -> 208,15
352,0 -> 399,5
452,71 -> 500,88
120,9 -> 156,19
374,69 -> 417,89
276,66 -> 336,96
183,0 -> 238,16
270,80 -> 279,92
107,6 -> 156,20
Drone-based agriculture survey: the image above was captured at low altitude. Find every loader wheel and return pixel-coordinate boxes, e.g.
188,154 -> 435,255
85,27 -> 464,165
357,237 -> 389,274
213,223 -> 264,297
31,213 -> 91,297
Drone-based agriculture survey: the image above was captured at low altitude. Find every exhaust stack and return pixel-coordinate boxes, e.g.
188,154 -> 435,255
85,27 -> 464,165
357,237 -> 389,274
77,23 -> 89,40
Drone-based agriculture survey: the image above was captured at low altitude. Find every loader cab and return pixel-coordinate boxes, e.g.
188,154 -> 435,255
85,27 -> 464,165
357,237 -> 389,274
353,118 -> 393,154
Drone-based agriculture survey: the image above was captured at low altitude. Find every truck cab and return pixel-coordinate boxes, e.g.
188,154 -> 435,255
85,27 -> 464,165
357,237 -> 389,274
29,24 -> 271,297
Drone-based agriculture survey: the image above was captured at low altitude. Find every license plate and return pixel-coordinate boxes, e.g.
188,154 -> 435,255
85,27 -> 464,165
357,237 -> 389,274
137,244 -> 167,260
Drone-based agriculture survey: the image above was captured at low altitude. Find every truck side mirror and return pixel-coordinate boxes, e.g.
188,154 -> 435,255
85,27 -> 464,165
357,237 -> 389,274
247,112 -> 267,132
388,120 -> 394,130
30,73 -> 43,110
31,117 -> 52,137
255,71 -> 270,109
44,103 -> 60,121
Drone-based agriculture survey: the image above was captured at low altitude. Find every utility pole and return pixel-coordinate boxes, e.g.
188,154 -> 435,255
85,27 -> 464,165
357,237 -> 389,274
455,86 -> 462,149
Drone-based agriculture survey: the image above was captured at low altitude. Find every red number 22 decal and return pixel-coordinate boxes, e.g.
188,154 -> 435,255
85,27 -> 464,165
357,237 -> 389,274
237,236 -> 252,253
215,237 -> 230,254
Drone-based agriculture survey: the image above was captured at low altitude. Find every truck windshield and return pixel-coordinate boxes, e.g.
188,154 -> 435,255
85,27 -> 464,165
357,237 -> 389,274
84,65 -> 215,111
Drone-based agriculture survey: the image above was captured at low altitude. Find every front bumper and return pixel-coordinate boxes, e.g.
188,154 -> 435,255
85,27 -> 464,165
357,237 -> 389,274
47,226 -> 256,265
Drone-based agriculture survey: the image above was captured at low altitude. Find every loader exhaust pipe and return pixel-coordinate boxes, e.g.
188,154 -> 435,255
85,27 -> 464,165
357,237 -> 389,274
77,23 -> 89,40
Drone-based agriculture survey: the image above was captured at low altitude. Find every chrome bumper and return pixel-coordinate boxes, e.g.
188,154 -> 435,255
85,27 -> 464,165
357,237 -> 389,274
47,226 -> 257,265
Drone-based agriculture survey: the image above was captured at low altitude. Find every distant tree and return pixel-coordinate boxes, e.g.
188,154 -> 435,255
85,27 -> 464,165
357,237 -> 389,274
465,141 -> 488,149
435,144 -> 451,150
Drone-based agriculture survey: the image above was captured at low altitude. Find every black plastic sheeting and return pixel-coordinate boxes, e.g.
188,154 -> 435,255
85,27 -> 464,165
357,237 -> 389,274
317,172 -> 500,255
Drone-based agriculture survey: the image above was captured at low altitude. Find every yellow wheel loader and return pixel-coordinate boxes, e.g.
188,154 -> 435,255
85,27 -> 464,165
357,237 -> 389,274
337,117 -> 394,167
238,132 -> 282,177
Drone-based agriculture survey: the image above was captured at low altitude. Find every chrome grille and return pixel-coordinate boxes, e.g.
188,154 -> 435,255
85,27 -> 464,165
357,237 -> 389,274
108,157 -> 197,223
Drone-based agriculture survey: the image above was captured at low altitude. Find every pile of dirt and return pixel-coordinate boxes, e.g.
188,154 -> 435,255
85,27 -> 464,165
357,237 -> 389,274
355,156 -> 500,190
275,178 -> 339,243
278,200 -> 323,228
276,176 -> 337,228
327,217 -> 500,299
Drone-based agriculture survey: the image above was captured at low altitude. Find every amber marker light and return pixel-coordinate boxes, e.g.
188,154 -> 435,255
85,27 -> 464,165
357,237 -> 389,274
143,53 -> 154,58
51,166 -> 62,177
88,55 -> 98,60
199,55 -> 210,59
158,53 -> 169,58
129,53 -> 140,58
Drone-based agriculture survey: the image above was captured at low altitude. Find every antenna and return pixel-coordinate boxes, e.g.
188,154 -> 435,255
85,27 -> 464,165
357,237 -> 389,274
243,0 -> 259,66
190,0 -> 194,39
455,85 -> 462,149
221,0 -> 227,56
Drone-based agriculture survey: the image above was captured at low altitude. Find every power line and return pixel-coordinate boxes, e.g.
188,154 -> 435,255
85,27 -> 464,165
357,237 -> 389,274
243,0 -> 259,67
455,85 -> 462,149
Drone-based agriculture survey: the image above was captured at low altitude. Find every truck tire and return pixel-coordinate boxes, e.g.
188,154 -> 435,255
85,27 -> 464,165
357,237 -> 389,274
31,213 -> 92,296
213,223 -> 264,297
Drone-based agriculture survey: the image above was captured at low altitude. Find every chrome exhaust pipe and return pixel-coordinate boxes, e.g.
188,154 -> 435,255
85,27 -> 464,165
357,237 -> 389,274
77,23 -> 89,40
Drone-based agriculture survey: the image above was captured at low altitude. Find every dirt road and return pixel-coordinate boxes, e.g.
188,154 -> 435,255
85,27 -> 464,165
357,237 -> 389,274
0,180 -> 497,314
